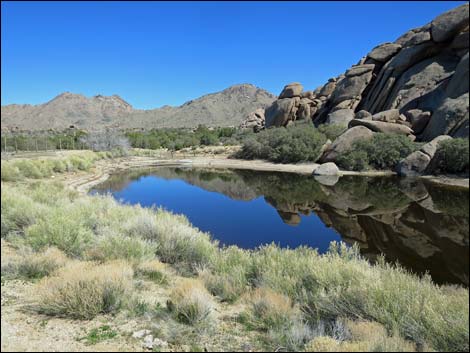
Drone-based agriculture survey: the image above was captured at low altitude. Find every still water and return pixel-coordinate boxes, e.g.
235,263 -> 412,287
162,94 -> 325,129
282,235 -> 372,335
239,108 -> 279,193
91,167 -> 469,285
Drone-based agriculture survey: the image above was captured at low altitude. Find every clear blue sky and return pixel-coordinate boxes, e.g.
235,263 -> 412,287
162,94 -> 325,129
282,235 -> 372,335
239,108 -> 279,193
1,1 -> 465,109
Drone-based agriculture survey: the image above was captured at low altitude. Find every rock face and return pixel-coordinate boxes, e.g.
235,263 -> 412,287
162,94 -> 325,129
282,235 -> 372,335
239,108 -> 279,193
397,135 -> 452,176
1,84 -> 276,131
261,4 -> 468,141
279,82 -> 303,99
240,108 -> 266,131
265,98 -> 299,127
349,119 -> 414,135
326,109 -> 355,125
320,126 -> 374,163
431,3 -> 470,42
397,151 -> 431,176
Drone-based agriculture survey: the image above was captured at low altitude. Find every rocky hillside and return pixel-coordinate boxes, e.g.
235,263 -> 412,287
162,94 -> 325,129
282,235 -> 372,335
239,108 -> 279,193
242,3 -> 469,142
1,84 -> 276,131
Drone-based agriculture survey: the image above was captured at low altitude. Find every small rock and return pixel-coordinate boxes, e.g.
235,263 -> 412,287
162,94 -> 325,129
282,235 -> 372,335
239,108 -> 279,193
132,329 -> 151,339
314,174 -> 340,186
313,162 -> 340,176
143,335 -> 154,349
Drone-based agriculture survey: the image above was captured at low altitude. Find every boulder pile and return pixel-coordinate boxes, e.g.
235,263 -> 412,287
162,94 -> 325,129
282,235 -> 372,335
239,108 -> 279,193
241,3 -> 469,142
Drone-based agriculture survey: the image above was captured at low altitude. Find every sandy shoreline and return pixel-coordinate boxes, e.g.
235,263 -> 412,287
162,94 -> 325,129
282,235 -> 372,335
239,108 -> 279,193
55,154 -> 468,194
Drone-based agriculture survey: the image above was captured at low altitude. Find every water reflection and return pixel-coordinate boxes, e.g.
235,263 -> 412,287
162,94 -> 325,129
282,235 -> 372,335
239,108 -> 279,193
92,167 -> 469,285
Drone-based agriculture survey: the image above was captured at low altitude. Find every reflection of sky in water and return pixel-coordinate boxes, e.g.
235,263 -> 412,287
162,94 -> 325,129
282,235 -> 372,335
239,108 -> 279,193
92,175 -> 342,251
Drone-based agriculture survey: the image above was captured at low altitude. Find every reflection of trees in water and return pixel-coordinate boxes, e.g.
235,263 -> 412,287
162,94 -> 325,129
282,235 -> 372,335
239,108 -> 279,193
92,167 -> 469,285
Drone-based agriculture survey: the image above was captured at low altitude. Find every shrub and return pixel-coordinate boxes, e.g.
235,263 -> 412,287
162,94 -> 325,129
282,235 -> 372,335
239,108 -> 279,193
15,247 -> 67,279
135,259 -> 168,284
235,124 -> 327,163
337,133 -> 421,171
79,131 -> 130,152
168,278 -> 215,325
430,138 -> 469,174
85,232 -> 156,263
245,287 -> 300,331
1,161 -> 22,181
201,246 -> 252,302
25,208 -> 94,257
35,261 -> 133,319
1,186 -> 45,238
2,247 -> 68,280
336,150 -> 370,171
152,211 -> 217,272
317,124 -> 348,141
266,320 -> 316,351
14,159 -> 44,178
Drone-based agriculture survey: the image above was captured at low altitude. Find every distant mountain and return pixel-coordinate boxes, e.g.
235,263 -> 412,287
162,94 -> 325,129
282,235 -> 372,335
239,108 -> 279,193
1,84 -> 276,131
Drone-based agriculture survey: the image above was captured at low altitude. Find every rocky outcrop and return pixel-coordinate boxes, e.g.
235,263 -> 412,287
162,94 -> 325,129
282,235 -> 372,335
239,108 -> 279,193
260,3 -> 469,141
397,135 -> 452,176
279,82 -> 303,99
320,126 -> 374,163
240,108 -> 266,131
265,98 -> 299,127
349,119 -> 414,135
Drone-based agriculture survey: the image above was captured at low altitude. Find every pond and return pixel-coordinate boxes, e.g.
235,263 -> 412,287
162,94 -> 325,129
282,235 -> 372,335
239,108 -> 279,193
91,167 -> 469,286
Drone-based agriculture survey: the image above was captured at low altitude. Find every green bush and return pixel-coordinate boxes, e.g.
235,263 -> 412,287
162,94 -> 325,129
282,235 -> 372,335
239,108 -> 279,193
85,232 -> 156,263
336,150 -> 370,171
430,138 -> 469,174
200,246 -> 252,303
235,124 -> 327,163
317,124 -> 348,142
337,133 -> 421,171
1,161 -> 22,181
25,208 -> 94,257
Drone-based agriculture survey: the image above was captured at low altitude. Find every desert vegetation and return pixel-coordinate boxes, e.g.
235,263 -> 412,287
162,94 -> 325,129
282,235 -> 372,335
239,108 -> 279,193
234,122 -> 329,163
1,158 -> 468,352
336,133 -> 423,171
428,138 -> 470,175
125,125 -> 252,151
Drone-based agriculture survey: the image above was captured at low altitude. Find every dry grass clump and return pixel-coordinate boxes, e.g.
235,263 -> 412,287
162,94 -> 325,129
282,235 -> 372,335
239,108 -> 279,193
135,259 -> 168,284
13,247 -> 68,280
35,261 -> 133,319
168,278 -> 215,325
245,287 -> 300,331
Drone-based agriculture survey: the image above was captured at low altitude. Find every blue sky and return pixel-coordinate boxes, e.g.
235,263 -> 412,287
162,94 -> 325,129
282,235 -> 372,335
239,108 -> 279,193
1,1 -> 465,109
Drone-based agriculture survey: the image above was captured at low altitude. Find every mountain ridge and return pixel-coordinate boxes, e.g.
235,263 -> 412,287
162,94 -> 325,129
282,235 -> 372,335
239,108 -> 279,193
1,83 -> 276,131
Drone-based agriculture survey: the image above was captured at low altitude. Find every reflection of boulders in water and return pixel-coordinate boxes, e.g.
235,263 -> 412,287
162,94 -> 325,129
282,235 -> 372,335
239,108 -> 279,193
261,174 -> 469,285
354,202 -> 469,285
276,211 -> 301,226
93,167 -> 469,285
